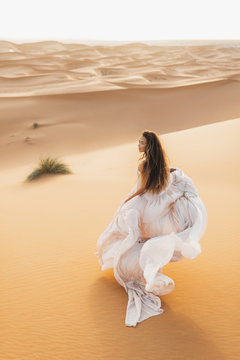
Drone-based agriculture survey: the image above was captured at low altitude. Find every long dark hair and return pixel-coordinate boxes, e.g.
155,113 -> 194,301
123,130 -> 171,204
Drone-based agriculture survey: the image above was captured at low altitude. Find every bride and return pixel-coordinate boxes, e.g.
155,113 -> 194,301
95,130 -> 208,327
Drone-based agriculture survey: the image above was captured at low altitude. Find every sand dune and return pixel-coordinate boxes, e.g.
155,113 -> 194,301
0,40 -> 239,359
0,78 -> 240,171
0,40 -> 240,96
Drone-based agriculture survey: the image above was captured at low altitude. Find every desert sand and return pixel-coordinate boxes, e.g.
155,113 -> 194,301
0,40 -> 239,360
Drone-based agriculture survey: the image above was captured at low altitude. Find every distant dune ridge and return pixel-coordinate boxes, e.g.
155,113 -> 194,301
0,40 -> 239,359
0,40 -> 240,97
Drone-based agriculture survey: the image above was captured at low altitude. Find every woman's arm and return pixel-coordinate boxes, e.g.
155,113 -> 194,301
138,160 -> 145,173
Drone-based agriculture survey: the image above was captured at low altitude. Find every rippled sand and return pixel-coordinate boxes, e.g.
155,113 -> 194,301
0,40 -> 240,96
0,40 -> 239,360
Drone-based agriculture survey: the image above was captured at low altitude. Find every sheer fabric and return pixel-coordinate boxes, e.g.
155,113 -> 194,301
95,168 -> 207,327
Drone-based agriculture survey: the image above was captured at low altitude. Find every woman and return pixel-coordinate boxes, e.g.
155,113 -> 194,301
95,130 -> 208,327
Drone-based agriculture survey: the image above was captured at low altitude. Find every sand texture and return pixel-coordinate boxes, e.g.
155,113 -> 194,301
0,40 -> 240,360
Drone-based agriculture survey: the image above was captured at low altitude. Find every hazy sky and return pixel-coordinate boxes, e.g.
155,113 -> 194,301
0,0 -> 239,42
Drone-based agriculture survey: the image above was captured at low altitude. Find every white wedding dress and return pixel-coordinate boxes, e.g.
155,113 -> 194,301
95,167 -> 207,327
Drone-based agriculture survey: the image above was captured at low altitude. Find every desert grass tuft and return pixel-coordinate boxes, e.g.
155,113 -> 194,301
25,156 -> 72,181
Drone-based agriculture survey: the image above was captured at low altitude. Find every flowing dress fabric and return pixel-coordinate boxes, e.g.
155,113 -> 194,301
95,168 -> 207,327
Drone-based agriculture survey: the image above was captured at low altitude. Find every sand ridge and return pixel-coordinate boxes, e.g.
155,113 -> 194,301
0,40 -> 240,96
